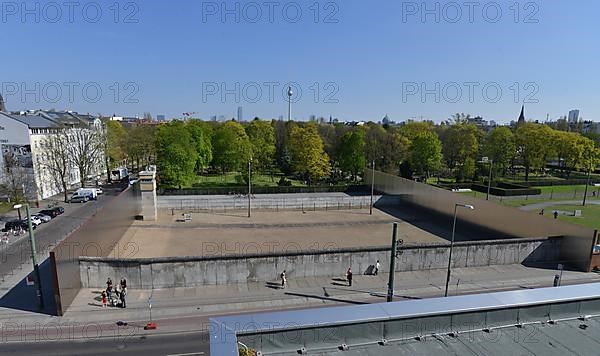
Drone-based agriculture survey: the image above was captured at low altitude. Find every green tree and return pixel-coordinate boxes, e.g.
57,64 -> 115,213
409,131 -> 443,178
289,123 -> 330,183
400,121 -> 436,140
156,121 -> 198,188
337,129 -> 366,181
124,125 -> 156,171
246,119 -> 276,172
442,123 -> 481,181
211,121 -> 251,173
186,119 -> 213,173
105,120 -> 126,168
515,123 -> 554,181
483,127 -> 516,176
364,124 -> 409,174
556,132 -> 596,177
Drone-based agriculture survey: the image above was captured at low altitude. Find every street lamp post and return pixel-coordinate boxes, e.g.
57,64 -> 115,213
248,158 -> 252,218
287,86 -> 293,121
583,150 -> 593,206
583,168 -> 591,206
370,160 -> 375,215
14,203 -> 44,309
444,203 -> 475,297
480,157 -> 493,201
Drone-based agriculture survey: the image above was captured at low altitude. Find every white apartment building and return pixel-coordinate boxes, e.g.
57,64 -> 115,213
0,111 -> 104,201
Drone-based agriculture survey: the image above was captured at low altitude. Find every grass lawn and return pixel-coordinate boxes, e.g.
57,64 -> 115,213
542,204 -> 600,230
538,184 -> 596,195
194,173 -> 307,187
0,202 -> 14,214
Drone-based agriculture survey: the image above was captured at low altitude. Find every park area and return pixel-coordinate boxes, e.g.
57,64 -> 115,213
460,184 -> 600,232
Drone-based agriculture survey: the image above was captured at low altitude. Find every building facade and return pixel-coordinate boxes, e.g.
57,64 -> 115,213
0,111 -> 104,202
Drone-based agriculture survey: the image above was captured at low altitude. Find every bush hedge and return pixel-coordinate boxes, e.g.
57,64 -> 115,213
471,183 -> 541,196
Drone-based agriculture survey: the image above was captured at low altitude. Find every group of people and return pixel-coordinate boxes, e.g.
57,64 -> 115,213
101,278 -> 128,308
279,260 -> 381,289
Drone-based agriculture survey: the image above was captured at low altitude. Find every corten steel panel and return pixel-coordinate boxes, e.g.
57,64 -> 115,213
50,185 -> 140,315
365,169 -> 597,271
211,283 -> 600,355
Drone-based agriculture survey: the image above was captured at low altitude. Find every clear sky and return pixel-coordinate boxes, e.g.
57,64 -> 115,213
2,0 -> 598,123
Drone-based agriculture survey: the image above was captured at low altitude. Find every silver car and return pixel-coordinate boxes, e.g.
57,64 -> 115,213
33,213 -> 51,223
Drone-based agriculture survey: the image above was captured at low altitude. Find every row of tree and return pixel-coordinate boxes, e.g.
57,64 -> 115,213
105,116 -> 600,188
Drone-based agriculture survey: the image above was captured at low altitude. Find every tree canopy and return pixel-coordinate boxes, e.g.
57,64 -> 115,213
156,121 -> 198,188
211,121 -> 251,173
289,123 -> 330,183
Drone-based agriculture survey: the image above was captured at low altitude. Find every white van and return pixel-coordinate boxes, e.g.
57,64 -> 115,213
76,188 -> 98,200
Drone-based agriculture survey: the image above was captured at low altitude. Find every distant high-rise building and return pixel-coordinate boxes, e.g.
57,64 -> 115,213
0,94 -> 6,112
309,115 -> 316,122
156,114 -> 165,121
210,115 -> 217,121
237,106 -> 243,122
568,109 -> 580,124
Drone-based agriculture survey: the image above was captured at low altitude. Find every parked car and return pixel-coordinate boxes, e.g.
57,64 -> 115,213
52,206 -> 65,215
95,188 -> 103,195
2,220 -> 28,232
23,216 -> 42,227
39,209 -> 59,218
33,213 -> 51,223
70,195 -> 88,203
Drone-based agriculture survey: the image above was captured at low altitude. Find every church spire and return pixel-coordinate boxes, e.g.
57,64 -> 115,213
517,105 -> 525,126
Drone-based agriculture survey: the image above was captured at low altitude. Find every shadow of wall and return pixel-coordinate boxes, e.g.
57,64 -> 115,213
49,184 -> 140,316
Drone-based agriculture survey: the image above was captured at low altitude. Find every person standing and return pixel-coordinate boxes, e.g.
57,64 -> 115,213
347,267 -> 353,286
280,270 -> 287,289
101,291 -> 107,308
374,260 -> 380,276
106,284 -> 113,305
120,287 -> 127,308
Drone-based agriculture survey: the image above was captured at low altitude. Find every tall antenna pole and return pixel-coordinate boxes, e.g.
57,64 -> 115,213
287,86 -> 293,121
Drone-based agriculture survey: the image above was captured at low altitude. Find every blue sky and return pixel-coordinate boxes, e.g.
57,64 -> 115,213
2,0 -> 598,123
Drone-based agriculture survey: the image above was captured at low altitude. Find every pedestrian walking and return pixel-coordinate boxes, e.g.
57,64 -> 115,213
374,260 -> 380,276
106,277 -> 113,289
553,211 -> 559,219
101,291 -> 107,308
120,287 -> 127,308
347,267 -> 353,286
280,270 -> 287,289
120,278 -> 127,290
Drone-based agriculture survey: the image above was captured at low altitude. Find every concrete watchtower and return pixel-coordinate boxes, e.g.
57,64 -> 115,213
139,169 -> 157,221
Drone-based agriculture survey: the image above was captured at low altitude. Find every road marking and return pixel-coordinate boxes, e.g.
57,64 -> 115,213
166,352 -> 205,356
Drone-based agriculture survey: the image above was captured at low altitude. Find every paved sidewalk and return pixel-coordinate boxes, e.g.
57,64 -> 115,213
1,264 -> 599,342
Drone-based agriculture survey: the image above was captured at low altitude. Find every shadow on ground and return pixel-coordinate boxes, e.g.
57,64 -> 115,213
376,200 -> 511,242
0,258 -> 57,316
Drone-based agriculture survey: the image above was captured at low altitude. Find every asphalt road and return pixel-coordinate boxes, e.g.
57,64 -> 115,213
0,331 -> 210,356
0,186 -> 124,285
